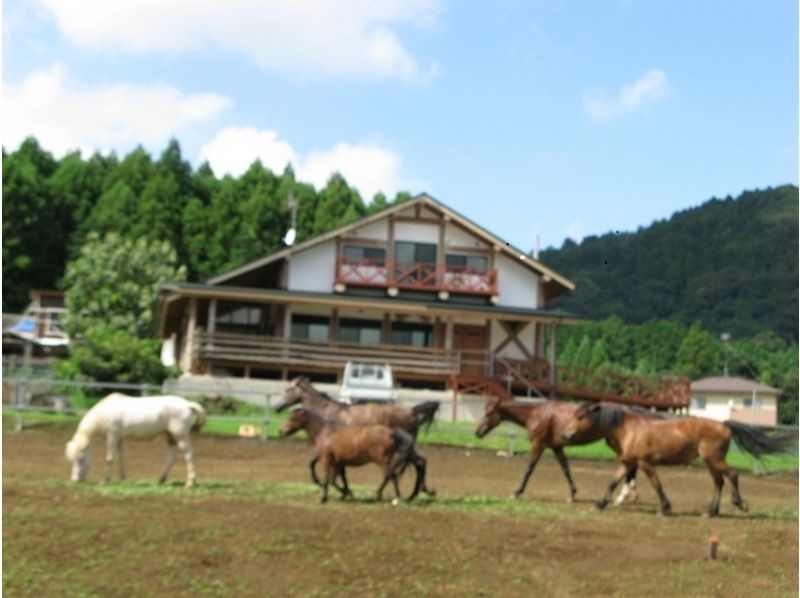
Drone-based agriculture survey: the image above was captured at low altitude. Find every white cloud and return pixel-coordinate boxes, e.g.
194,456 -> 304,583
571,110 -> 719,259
3,64 -> 233,156
38,0 -> 441,81
584,69 -> 669,121
199,127 -> 423,201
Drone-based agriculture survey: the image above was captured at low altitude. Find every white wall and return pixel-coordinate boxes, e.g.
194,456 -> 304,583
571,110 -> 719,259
345,219 -> 388,241
495,253 -> 541,309
444,222 -> 488,250
394,221 -> 439,244
287,240 -> 336,292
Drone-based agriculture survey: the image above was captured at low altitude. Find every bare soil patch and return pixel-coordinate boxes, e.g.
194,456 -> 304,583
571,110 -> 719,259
4,422 -> 797,596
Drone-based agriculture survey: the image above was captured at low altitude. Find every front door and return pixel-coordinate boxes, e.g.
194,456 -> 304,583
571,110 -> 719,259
452,324 -> 488,376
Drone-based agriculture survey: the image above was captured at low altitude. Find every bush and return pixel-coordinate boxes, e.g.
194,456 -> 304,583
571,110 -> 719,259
56,326 -> 178,386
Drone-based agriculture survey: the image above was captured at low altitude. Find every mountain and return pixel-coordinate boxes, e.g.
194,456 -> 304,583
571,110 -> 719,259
540,185 -> 798,340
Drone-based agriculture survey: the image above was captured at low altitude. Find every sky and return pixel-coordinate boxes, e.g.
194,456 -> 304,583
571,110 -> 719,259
3,0 -> 797,251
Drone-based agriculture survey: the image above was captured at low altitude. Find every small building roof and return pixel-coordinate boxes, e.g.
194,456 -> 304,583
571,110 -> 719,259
691,376 -> 781,395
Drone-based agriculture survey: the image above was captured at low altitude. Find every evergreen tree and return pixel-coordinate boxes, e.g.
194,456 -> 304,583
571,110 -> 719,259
675,322 -> 721,378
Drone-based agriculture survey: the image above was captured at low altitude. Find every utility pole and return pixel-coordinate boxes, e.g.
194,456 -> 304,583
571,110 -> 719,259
720,333 -> 731,376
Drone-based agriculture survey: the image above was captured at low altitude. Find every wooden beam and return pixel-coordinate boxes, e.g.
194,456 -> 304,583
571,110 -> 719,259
549,322 -> 558,398
207,299 -> 217,335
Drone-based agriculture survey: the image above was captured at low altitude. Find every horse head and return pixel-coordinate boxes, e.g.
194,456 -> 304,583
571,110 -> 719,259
274,378 -> 309,412
280,408 -> 309,437
65,435 -> 91,482
475,397 -> 503,438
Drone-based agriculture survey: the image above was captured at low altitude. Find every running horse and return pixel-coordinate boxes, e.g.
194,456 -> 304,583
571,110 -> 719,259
475,397 -> 638,503
562,402 -> 792,516
274,377 -> 438,495
280,407 -> 427,503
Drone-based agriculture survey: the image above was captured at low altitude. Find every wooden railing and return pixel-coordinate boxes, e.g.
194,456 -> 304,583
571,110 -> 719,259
336,257 -> 498,295
196,331 -> 460,376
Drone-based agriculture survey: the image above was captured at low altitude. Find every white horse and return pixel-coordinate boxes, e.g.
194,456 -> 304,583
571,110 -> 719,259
65,393 -> 206,487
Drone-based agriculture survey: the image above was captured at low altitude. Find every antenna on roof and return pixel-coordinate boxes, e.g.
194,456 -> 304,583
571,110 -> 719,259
284,191 -> 299,246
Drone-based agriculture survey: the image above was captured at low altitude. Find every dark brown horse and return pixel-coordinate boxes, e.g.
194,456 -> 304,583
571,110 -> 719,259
275,377 -> 438,495
475,397 -> 638,502
281,407 -> 426,503
562,403 -> 791,516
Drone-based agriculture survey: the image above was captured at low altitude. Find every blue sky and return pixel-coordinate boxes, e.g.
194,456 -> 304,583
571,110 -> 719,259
4,0 -> 797,250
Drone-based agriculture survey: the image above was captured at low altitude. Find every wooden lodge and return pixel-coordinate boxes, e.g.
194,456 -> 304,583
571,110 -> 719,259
158,193 -> 689,408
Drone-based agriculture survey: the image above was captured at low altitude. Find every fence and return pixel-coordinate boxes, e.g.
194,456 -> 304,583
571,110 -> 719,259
2,376 -> 281,439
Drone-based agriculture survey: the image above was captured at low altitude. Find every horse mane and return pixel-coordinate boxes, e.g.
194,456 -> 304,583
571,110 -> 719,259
589,404 -> 625,429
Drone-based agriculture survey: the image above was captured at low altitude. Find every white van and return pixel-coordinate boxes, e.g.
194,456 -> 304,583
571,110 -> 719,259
339,362 -> 398,405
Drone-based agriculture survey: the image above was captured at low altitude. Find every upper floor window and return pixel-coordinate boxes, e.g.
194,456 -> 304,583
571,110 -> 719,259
395,241 -> 436,264
446,254 -> 488,274
342,245 -> 386,266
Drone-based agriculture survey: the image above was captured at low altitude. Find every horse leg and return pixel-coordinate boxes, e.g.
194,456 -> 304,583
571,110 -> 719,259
103,433 -> 117,483
407,453 -> 427,502
704,461 -> 724,517
115,439 -> 126,480
612,466 -> 639,507
552,446 -> 577,503
177,437 -> 196,488
514,442 -> 545,498
639,461 -> 672,515
596,463 -> 634,510
159,434 -> 178,484
714,460 -> 748,512
320,459 -> 333,504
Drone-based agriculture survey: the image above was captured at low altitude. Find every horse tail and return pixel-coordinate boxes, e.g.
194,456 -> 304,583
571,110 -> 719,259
188,401 -> 207,433
412,401 -> 440,434
725,420 -> 794,457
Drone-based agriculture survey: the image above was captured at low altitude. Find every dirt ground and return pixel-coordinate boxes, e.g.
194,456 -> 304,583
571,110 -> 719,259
4,422 -> 798,597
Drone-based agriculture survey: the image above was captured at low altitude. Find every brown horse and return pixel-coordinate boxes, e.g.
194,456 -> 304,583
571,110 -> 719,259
562,403 -> 791,516
475,397 -> 638,502
281,407 -> 426,503
275,377 -> 438,495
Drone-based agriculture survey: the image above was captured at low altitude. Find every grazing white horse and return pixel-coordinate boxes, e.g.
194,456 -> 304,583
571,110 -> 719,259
65,393 -> 206,487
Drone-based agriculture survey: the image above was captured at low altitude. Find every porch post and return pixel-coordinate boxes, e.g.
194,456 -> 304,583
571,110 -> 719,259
549,322 -> 558,398
181,297 -> 197,373
283,304 -> 292,341
207,299 -> 217,335
330,308 -> 340,343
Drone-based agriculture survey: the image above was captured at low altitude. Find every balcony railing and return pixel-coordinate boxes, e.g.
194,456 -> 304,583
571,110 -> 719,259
197,331 -> 460,376
336,257 -> 498,296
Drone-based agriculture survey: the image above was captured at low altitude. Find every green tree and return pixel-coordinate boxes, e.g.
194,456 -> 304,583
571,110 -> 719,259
675,322 -> 721,378
314,173 -> 365,234
63,232 -> 186,339
2,138 -> 62,310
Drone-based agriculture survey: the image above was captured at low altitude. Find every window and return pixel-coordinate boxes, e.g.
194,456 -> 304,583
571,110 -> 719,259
743,397 -> 762,408
390,322 -> 433,347
338,318 -> 382,345
216,303 -> 264,333
446,254 -> 488,274
291,315 -> 330,342
342,245 -> 386,265
395,241 -> 436,264
690,396 -> 707,410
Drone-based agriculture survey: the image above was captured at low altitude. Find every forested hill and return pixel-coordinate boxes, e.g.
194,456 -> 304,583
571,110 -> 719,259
540,185 -> 799,341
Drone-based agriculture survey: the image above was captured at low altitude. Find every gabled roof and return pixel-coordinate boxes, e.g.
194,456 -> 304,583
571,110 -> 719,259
691,376 -> 781,395
208,193 -> 575,294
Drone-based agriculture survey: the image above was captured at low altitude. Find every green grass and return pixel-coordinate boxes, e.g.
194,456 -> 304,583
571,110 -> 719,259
5,408 -> 797,472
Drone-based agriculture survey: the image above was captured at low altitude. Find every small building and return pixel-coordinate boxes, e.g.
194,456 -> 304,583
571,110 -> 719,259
158,193 -> 577,391
689,376 -> 780,427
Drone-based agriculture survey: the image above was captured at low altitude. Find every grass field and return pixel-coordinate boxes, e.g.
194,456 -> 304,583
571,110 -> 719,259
3,418 -> 798,596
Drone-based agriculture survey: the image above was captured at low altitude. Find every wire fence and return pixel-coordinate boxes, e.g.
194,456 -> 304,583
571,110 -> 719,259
2,376 -> 282,439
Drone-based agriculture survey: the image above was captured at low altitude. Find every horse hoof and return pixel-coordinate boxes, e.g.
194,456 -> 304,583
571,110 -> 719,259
391,498 -> 400,506
185,481 -> 196,489
737,501 -> 749,512
319,496 -> 328,504
425,488 -> 437,497
567,495 -> 576,504
595,500 -> 608,511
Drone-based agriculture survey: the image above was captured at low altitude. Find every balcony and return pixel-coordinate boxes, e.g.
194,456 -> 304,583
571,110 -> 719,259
336,256 -> 498,296
196,331 -> 460,376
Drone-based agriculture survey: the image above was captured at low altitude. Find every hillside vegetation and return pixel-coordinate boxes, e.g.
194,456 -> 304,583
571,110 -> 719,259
541,186 -> 798,341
